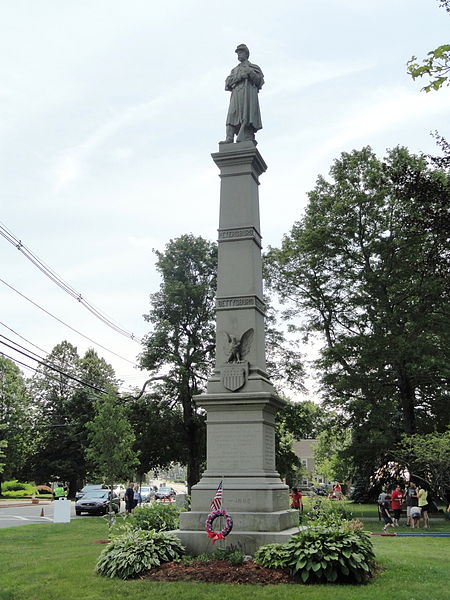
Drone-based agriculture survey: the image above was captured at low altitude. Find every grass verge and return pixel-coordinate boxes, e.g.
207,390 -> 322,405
0,518 -> 449,600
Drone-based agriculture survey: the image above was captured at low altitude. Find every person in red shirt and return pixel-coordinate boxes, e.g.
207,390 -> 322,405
332,482 -> 342,500
391,485 -> 404,526
290,487 -> 303,512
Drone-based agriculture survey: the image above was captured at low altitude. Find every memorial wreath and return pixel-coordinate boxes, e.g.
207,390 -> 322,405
205,509 -> 233,543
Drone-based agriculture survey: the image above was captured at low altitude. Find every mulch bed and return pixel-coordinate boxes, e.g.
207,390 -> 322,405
140,560 -> 296,585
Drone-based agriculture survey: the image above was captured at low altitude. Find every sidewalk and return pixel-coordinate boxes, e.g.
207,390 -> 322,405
0,499 -> 52,508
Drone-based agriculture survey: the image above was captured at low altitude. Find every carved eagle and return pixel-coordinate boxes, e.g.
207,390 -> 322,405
223,328 -> 254,363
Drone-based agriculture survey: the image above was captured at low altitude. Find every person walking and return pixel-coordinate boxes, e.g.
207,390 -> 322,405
124,482 -> 135,514
391,485 -> 404,527
380,493 -> 395,532
417,485 -> 430,528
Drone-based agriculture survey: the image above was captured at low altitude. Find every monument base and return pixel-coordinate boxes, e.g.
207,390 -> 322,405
175,390 -> 300,555
174,524 -> 301,556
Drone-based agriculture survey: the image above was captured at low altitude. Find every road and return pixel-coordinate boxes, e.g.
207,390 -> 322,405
0,500 -> 127,529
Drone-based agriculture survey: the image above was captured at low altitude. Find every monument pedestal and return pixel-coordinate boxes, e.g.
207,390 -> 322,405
177,142 -> 298,554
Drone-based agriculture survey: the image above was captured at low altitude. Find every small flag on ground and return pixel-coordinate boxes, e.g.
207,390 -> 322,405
210,480 -> 223,511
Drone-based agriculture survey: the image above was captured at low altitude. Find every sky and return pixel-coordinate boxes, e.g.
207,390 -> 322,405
1,0 -> 449,397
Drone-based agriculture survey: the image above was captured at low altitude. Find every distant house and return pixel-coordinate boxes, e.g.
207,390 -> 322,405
292,439 -> 330,488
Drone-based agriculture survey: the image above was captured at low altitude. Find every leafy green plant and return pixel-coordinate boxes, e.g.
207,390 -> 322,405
181,546 -> 244,566
254,543 -> 289,569
1,480 -> 37,497
255,527 -> 375,584
116,502 -> 181,533
95,529 -> 184,579
305,497 -> 353,527
213,546 -> 244,566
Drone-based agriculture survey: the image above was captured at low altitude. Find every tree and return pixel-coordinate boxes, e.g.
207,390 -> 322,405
407,1 -> 450,92
27,342 -> 117,496
266,146 -> 450,491
125,394 -> 188,481
0,425 -> 6,476
313,427 -> 353,486
140,234 -> 217,492
394,429 -> 450,502
85,391 -> 139,499
0,357 -> 33,492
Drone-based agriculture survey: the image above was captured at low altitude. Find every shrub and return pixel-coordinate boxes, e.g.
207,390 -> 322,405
254,544 -> 289,569
118,502 -> 180,533
1,481 -> 36,497
213,547 -> 244,566
305,497 -> 353,527
96,529 -> 184,579
255,527 -> 375,584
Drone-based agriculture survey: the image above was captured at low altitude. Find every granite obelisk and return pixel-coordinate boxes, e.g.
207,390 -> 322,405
177,46 -> 298,554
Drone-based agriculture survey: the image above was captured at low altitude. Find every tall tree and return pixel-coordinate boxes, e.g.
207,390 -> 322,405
140,234 -> 217,492
266,146 -> 450,487
86,391 -> 139,499
27,342 -> 117,495
125,394 -> 188,481
0,357 -> 33,492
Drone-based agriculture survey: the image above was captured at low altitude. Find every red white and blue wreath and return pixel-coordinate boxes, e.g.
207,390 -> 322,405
205,509 -> 233,543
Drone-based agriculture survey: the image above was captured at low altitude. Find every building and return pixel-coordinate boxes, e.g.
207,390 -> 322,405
292,439 -> 331,488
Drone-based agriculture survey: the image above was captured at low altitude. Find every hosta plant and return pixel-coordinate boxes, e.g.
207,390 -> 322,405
255,526 -> 375,584
96,529 -> 184,579
115,502 -> 180,533
254,543 -> 289,569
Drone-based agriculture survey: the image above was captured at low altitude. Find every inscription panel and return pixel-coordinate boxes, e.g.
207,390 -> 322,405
216,295 -> 266,314
218,227 -> 262,248
208,425 -> 262,472
263,427 -> 275,470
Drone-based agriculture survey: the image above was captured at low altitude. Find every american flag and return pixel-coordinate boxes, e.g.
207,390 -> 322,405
210,480 -> 223,511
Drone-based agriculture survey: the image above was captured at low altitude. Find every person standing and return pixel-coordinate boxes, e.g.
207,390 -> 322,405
405,481 -> 418,526
417,485 -> 429,528
290,487 -> 303,512
391,485 -> 404,526
124,482 -> 135,514
333,482 -> 342,500
53,483 -> 66,500
133,484 -> 142,509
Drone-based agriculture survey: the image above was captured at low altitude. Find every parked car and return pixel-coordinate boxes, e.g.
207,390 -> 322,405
155,486 -> 177,500
75,490 -> 120,516
140,486 -> 156,502
75,484 -> 109,501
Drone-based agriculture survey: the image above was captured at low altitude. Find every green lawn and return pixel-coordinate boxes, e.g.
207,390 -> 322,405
0,518 -> 449,600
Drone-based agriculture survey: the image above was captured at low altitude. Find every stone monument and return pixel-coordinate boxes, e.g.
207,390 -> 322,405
177,45 -> 298,554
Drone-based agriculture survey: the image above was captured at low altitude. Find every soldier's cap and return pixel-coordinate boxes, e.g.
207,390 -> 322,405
235,44 -> 249,54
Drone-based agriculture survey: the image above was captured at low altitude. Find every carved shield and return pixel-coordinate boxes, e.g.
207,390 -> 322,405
221,363 -> 247,392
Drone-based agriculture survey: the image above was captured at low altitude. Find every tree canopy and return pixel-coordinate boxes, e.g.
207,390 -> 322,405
86,390 -> 139,490
140,234 -> 217,491
266,146 -> 450,491
407,1 -> 450,92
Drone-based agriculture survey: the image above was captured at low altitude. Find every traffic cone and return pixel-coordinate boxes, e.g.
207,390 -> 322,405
40,508 -> 44,517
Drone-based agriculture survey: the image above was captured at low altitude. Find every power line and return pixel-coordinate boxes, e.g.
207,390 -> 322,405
0,350 -> 101,396
0,277 -> 136,365
0,320 -> 50,356
0,339 -> 107,394
0,221 -> 142,343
